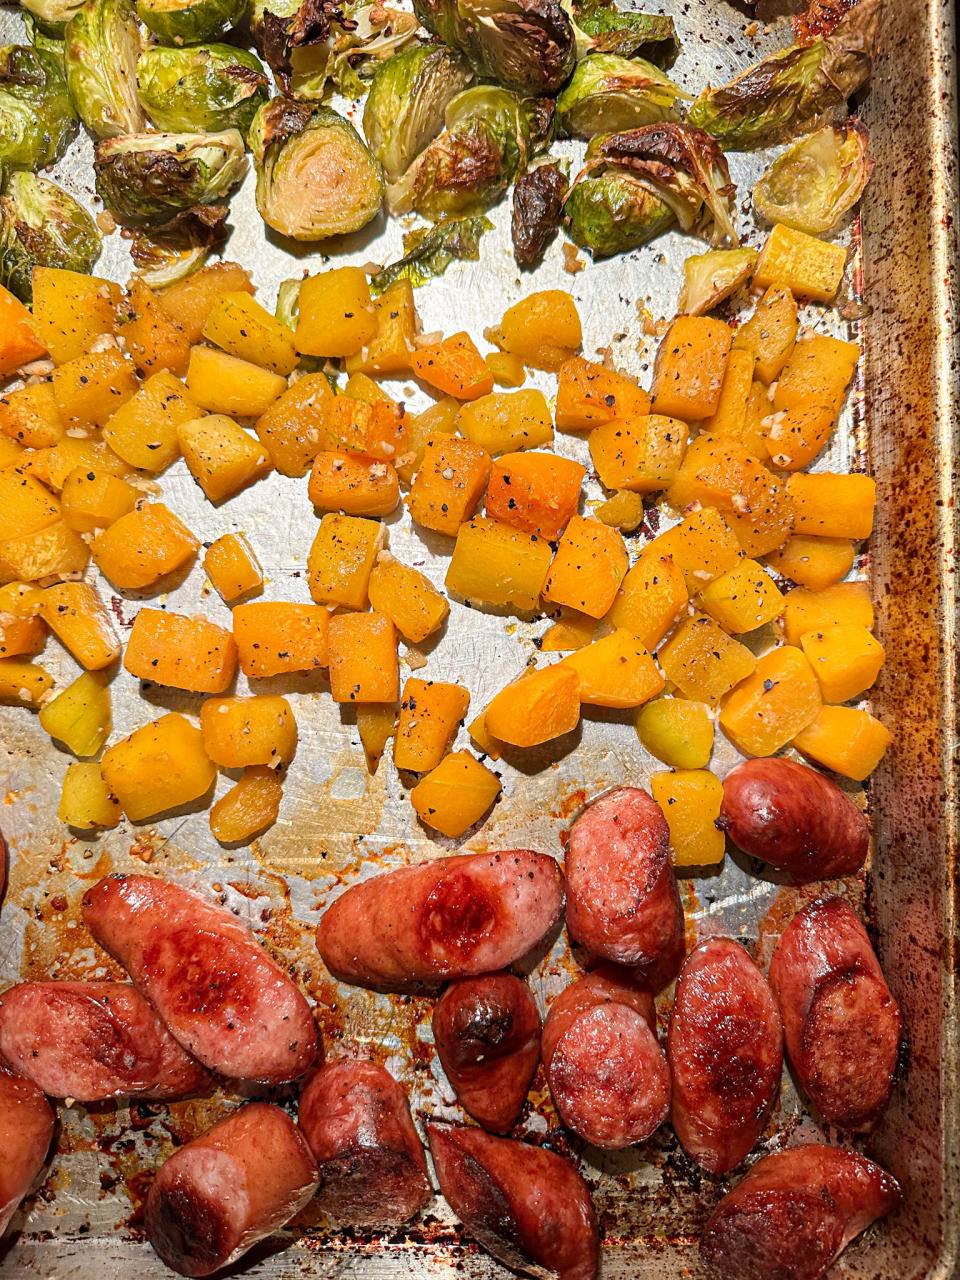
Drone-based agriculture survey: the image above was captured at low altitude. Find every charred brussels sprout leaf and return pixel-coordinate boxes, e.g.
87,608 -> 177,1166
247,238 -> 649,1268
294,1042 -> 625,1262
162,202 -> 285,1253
677,246 -> 759,316
0,172 -> 101,301
556,52 -> 689,139
389,85 -> 530,220
687,0 -> 879,151
0,44 -> 78,171
65,0 -> 144,140
137,44 -> 269,139
129,232 -> 213,288
413,0 -> 577,96
573,1 -> 679,65
363,44 -> 473,182
512,159 -> 567,268
136,0 -> 247,44
371,214 -> 493,293
752,119 -> 872,234
326,3 -> 420,97
94,129 -> 247,234
250,98 -> 384,241
520,95 -> 555,154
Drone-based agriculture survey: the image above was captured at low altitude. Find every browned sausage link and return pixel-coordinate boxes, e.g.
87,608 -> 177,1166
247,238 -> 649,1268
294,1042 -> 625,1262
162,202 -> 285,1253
144,1102 -> 318,1278
565,787 -> 684,988
433,972 -> 541,1134
0,982 -> 209,1102
0,1065 -> 54,1237
542,964 -> 671,1149
316,850 -> 565,990
768,896 -> 902,1130
428,1122 -> 599,1280
700,1143 -> 901,1280
297,1059 -> 431,1228
667,938 -> 782,1172
718,759 -> 869,883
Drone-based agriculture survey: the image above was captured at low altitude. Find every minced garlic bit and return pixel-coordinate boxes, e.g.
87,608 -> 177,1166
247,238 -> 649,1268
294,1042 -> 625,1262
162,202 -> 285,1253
562,242 -> 585,274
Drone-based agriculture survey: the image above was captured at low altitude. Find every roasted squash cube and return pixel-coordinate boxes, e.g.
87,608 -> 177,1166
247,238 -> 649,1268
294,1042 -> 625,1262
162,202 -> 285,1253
754,224 -> 846,302
31,268 -> 122,366
762,401 -> 840,471
90,502 -> 199,590
606,551 -> 687,650
765,534 -> 856,591
799,624 -> 885,703
445,516 -> 552,612
696,558 -> 784,633
701,348 -> 755,441
233,602 -> 330,676
773,333 -> 859,414
394,678 -> 470,772
178,414 -> 272,503
308,452 -> 400,517
0,382 -> 65,449
731,286 -> 798,383
204,533 -> 263,603
102,369 -> 201,472
203,291 -> 299,375
0,657 -> 53,705
412,332 -> 494,400
157,261 -> 253,344
658,614 -> 756,704
328,611 -> 398,704
559,628 -> 664,709
651,316 -> 731,420
792,705 -> 891,780
485,291 -> 582,372
0,522 -> 89,583
484,664 -> 581,747
319,395 -> 407,463
395,397 -> 459,485
554,355 -> 650,431
209,766 -> 283,844
367,555 -> 448,643
295,267 -> 377,358
484,450 -> 585,541
780,581 -> 874,646
635,698 -> 714,769
307,513 -> 385,609
541,515 -> 628,618
100,713 -> 216,821
51,350 -> 138,429
589,413 -> 687,493
61,467 -> 138,532
123,279 -> 190,377
0,582 -> 46,658
356,702 -> 398,771
651,769 -> 725,868
457,389 -> 554,455
0,467 -> 61,539
344,279 -> 419,377
408,434 -> 491,536
186,346 -> 287,418
38,670 -> 111,757
540,612 -> 596,652
787,472 -> 876,540
59,761 -> 122,829
596,490 -> 646,532
254,373 -> 334,477
200,694 -> 297,767
124,608 -> 237,693
0,283 -> 46,374
650,507 -> 741,592
485,351 -> 526,387
410,750 -> 501,837
719,645 -> 821,756
40,582 -> 120,670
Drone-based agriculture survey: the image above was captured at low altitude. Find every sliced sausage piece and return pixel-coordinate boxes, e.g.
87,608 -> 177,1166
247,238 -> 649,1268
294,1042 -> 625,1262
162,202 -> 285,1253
82,874 -> 317,1084
433,973 -> 541,1134
0,982 -> 209,1102
769,896 -> 901,1130
428,1122 -> 599,1280
667,938 -> 782,1172
0,1065 -> 54,1237
298,1059 -> 431,1228
317,850 -> 564,990
145,1101 -> 318,1278
718,759 -> 869,882
565,787 -> 684,988
700,1143 -> 901,1280
542,965 -> 670,1149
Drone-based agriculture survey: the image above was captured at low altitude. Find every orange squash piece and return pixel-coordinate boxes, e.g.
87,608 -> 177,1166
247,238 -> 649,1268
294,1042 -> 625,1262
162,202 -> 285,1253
787,472 -> 876,540
779,581 -> 874,646
200,694 -> 297,767
718,645 -> 822,756
484,664 -> 581,747
254,372 -> 335,477
123,279 -> 190,377
589,413 -> 688,494
696,558 -> 784,633
0,522 -> 90,583
40,582 -> 120,670
100,713 -> 216,821
651,769 -> 726,868
792,705 -> 891,780
91,503 -> 199,590
651,316 -> 731,420
764,534 -> 856,591
0,284 -> 47,374
445,516 -> 552,612
555,356 -> 650,431
102,369 -> 201,472
209,766 -> 283,843
484,451 -> 585,540
307,514 -> 385,609
412,332 -> 494,400
652,508 -> 742,592
50,350 -> 138,429
540,612 -> 596,652
485,291 -> 582,372
0,382 -> 65,449
658,614 -> 757,704
541,515 -> 628,618
394,678 -> 470,772
233,602 -> 330,676
559,629 -> 664,709
732,286 -> 798,383
410,750 -> 502,837
701,348 -> 756,441
605,551 -> 687,651
157,261 -> 253,344
0,583 -> 46,658
308,452 -> 400,517
799,624 -> 885,703
204,533 -> 263,603
327,611 -> 399,704
367,554 -> 449,643
457,389 -> 554,455
124,608 -> 237,693
408,434 -> 491,536
30,268 -> 122,366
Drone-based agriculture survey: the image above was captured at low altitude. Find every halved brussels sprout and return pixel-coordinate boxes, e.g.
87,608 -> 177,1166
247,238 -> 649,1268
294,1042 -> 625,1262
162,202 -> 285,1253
688,0 -> 879,151
413,0 -> 577,96
677,246 -> 759,316
65,0 -> 144,140
94,129 -> 247,232
19,0 -> 87,35
573,1 -> 679,65
371,215 -> 493,293
0,172 -> 101,301
389,85 -> 529,220
512,158 -> 568,268
136,0 -> 247,43
250,98 -> 384,241
0,44 -> 78,171
363,44 -> 472,182
137,44 -> 270,139
752,119 -> 873,235
564,170 -> 672,257
556,52 -> 689,139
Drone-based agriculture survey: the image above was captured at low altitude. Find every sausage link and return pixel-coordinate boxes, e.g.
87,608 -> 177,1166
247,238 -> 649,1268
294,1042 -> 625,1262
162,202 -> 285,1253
0,1065 -> 54,1237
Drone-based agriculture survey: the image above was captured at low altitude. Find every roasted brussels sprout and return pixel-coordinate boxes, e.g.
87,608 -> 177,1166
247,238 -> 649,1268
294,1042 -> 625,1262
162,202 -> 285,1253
137,44 -> 269,139
65,0 -> 144,140
129,233 -> 213,288
564,169 -> 671,258
677,246 -> 759,316
94,129 -> 247,232
19,0 -> 86,35
363,44 -> 472,182
389,85 -> 529,220
512,159 -> 567,268
520,95 -> 555,154
688,0 -> 879,151
752,119 -> 873,234
371,215 -> 492,293
556,53 -> 689,139
573,1 -> 679,65
413,0 -> 576,96
136,0 -> 247,44
0,171 -> 101,301
326,2 -> 420,97
250,98 -> 384,240
0,44 -> 78,171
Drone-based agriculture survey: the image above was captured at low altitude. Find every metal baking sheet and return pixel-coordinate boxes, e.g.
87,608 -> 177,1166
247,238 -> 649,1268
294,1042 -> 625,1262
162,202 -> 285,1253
0,0 -> 957,1277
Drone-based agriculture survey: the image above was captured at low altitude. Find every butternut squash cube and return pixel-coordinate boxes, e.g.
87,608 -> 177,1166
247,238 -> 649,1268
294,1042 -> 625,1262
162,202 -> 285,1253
541,515 -> 628,618
468,710 -> 501,760
410,750 -> 501,837
719,645 -> 822,757
178,414 -> 272,503
485,350 -> 526,387
200,694 -> 297,767
732,286 -> 798,383
102,369 -> 201,472
345,279 -> 419,377
485,291 -> 582,372
792,705 -> 891,780
445,516 -> 552,612
51,350 -> 138,428
233,602 -> 330,676
754,223 -> 846,302
100,713 -> 216,821
540,612 -> 596,651
157,261 -> 253,344
765,535 -> 855,591
650,769 -> 725,868
456,389 -> 554,455
209,766 -> 283,843
559,629 -> 664,709
186,346 -> 287,418
596,490 -> 646,531
742,382 -> 772,458
696,558 -> 784,633
0,382 -> 65,449
308,452 -> 400,517
320,395 -> 407,463
254,372 -> 334,477
484,451 -> 585,541
761,401 -> 839,471
59,761 -> 122,829
658,614 -> 757,704
367,554 -> 448,643
123,279 -> 190,377
395,397 -> 459,484
31,268 -> 122,366
701,348 -> 755,441
606,551 -> 688,650
203,291 -> 299,375
344,370 -> 399,410
38,670 -> 111,757
651,316 -> 731,421
0,467 -> 61,539
484,664 -> 581,747
635,698 -> 714,769
394,678 -> 470,772
295,267 -> 377,358
327,611 -> 398,704
780,581 -> 874,646
773,333 -> 859,414
0,582 -> 46,657
125,608 -> 237,693
356,702 -> 397,771
653,507 -> 744,591
91,503 -> 199,590
408,434 -> 491,536
307,513 -> 384,610
0,657 -> 53,705
412,332 -> 494,400
554,356 -> 650,431
41,582 -> 120,670
204,533 -> 263,603
787,472 -> 876,540
0,522 -> 89,583
589,413 -> 687,493
37,437 -> 129,493
61,467 -> 138,532
799,624 -> 885,703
